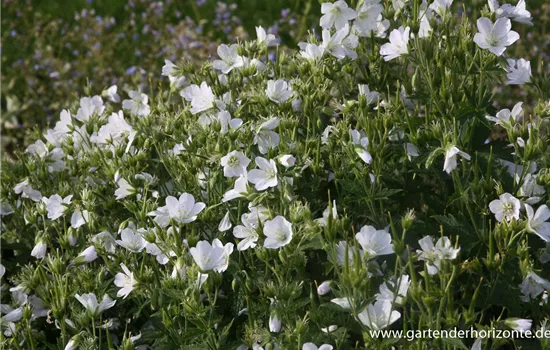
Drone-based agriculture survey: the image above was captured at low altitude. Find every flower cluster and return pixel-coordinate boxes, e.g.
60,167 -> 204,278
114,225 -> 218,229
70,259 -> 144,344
2,0 -> 550,349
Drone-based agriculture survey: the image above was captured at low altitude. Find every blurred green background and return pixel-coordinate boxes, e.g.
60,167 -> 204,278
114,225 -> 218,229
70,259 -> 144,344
1,0 -> 549,157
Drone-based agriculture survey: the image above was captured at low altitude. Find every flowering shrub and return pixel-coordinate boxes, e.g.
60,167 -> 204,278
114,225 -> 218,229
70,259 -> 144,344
2,0 -> 550,349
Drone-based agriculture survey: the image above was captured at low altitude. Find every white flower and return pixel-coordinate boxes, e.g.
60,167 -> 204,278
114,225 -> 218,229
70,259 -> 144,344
355,11 -> 390,38
269,312 -> 282,333
68,231 -> 77,246
341,24 -> 359,59
90,111 -> 136,151
315,200 -> 338,227
506,58 -> 531,85
44,109 -> 73,146
71,210 -> 89,229
429,0 -> 453,16
168,143 -> 186,156
248,157 -> 278,191
242,57 -> 266,72
75,96 -> 105,122
75,293 -> 115,316
486,102 -> 523,126
321,26 -> 355,59
116,228 -> 147,253
354,2 -> 384,35
489,0 -> 532,25
417,236 -> 459,275
473,17 -> 519,56
0,264 -> 5,279
357,300 -> 401,330
517,173 -> 545,204
212,44 -> 244,74
418,2 -> 433,38
190,240 -> 225,272
303,343 -> 333,350
525,204 -> 550,242
299,43 -> 324,62
64,336 -> 79,350
217,110 -> 242,134
2,307 -> 23,323
122,90 -> 151,117
25,141 -> 66,173
278,154 -> 296,168
434,236 -> 460,260
520,272 -> 550,302
47,148 -> 66,173
74,246 -> 98,264
212,239 -> 234,272
222,175 -> 249,202
416,236 -> 440,274
320,0 -> 357,30
148,193 -> 206,227
443,145 -> 471,174
331,297 -> 352,309
233,214 -> 260,251
31,240 -> 48,259
145,242 -> 170,264
375,275 -> 410,305
254,118 -> 280,154
350,129 -> 372,164
182,82 -> 216,115
93,231 -> 117,253
405,143 -> 420,160
489,192 -> 521,222
42,194 -> 73,220
162,60 -> 187,88
505,318 -> 532,331
162,59 -> 179,77
102,85 -> 120,103
317,281 -> 332,295
14,179 -> 42,202
334,241 -> 361,266
321,325 -> 339,333
471,338 -> 483,350
358,84 -> 380,105
355,225 -> 394,258
221,151 -> 251,178
256,26 -> 278,46
266,79 -> 293,104
115,178 -> 135,200
0,201 -> 14,216
114,263 -> 136,298
218,211 -> 232,232
380,26 -> 410,61
392,0 -> 407,11
263,216 -> 293,249
25,139 -> 48,158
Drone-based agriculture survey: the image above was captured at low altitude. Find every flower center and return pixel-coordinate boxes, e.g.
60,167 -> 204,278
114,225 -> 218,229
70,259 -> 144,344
502,202 -> 514,214
228,155 -> 239,167
266,169 -> 276,179
276,230 -> 287,242
487,33 -> 499,46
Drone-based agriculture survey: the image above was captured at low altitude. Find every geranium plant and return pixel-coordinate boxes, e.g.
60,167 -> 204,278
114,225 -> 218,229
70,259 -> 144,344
2,0 -> 550,349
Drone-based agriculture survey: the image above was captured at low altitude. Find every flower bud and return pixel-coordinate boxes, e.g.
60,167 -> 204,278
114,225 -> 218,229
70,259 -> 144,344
64,335 -> 80,350
269,312 -> 282,333
504,318 -> 532,332
317,281 -> 331,295
401,209 -> 416,231
73,246 -> 98,264
114,170 -> 122,183
31,239 -> 48,259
